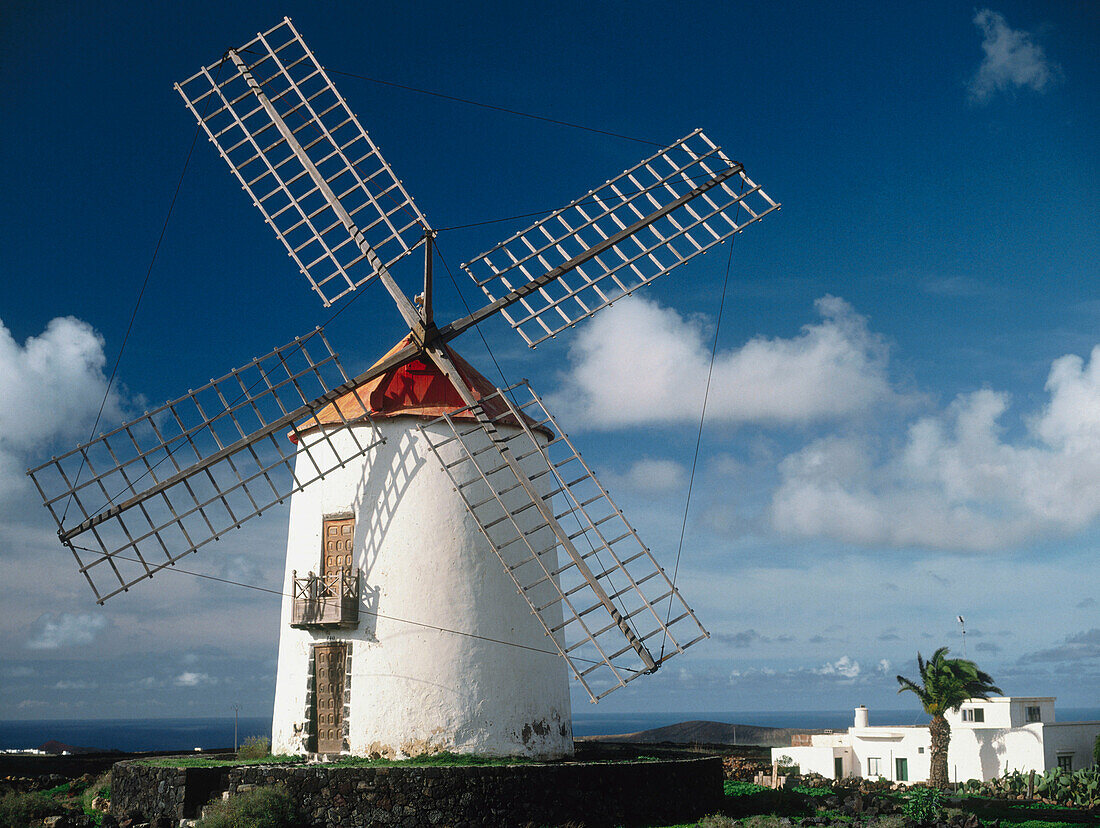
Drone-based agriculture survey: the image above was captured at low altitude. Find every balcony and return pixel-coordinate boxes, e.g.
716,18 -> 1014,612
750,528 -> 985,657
291,569 -> 360,629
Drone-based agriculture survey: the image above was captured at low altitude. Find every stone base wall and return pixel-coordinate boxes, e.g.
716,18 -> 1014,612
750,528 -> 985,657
111,764 -> 230,821
112,756 -> 722,827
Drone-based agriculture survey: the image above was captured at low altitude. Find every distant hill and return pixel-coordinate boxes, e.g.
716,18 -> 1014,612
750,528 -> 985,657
580,719 -> 824,748
38,740 -> 101,755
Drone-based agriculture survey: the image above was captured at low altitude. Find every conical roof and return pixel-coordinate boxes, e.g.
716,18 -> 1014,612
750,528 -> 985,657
290,336 -> 520,442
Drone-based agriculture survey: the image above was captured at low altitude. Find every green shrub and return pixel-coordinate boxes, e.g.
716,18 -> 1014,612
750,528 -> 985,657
237,735 -> 272,760
901,786 -> 944,825
0,791 -> 64,828
196,786 -> 297,828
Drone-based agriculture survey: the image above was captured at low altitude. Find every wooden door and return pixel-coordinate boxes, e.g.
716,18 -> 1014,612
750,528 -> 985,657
314,642 -> 346,754
322,517 -> 355,580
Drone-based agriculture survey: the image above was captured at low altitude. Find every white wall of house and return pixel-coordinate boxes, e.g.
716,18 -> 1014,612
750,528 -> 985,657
772,700 -> 1100,783
1042,722 -> 1100,772
945,724 -> 1046,780
849,727 -> 931,783
782,745 -> 852,778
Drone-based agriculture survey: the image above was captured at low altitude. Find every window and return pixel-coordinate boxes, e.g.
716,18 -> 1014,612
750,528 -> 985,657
1057,754 -> 1073,771
1026,705 -> 1042,723
867,757 -> 882,777
961,708 -> 985,722
918,747 -> 925,754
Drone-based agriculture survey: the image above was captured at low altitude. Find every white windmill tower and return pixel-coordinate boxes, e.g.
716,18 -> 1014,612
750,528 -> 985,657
28,19 -> 779,759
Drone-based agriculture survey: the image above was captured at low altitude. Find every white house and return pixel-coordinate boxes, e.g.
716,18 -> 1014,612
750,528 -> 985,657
773,698 -> 1100,783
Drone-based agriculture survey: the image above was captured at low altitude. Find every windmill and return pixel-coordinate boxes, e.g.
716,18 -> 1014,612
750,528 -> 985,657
28,18 -> 779,758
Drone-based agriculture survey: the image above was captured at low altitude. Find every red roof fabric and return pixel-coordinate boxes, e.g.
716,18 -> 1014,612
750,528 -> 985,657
290,336 -> 518,442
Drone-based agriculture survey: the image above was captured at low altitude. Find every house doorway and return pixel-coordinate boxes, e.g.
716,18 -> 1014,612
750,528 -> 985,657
314,642 -> 347,754
834,756 -> 844,779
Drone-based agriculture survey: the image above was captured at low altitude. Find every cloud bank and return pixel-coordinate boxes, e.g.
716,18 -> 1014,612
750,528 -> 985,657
968,9 -> 1060,103
0,317 -> 121,501
553,295 -> 895,430
771,347 -> 1100,550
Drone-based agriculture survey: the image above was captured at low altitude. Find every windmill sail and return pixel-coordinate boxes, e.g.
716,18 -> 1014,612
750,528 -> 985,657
27,329 -> 381,604
175,18 -> 429,307
420,382 -> 708,701
462,130 -> 779,347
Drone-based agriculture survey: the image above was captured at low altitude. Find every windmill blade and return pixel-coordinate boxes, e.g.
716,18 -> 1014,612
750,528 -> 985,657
175,18 -> 429,307
420,382 -> 708,702
461,130 -> 779,347
27,329 -> 381,604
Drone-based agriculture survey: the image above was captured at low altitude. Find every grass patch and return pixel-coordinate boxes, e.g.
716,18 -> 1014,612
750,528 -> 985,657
137,754 -> 304,768
137,750 -> 547,769
326,751 -> 540,768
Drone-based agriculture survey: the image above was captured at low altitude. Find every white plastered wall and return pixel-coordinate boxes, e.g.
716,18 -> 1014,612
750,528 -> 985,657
1041,722 -> 1100,772
271,417 -> 573,758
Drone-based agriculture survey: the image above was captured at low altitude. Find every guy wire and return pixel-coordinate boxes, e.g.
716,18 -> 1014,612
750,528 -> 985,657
659,180 -> 745,660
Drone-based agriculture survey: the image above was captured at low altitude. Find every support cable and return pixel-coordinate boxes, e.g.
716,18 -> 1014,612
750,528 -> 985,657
59,60 -> 227,525
659,182 -> 744,660
328,68 -> 661,147
75,545 -> 634,672
431,238 -> 511,390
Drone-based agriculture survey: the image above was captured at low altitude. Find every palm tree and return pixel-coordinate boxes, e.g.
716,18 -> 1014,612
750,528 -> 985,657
896,647 -> 1002,788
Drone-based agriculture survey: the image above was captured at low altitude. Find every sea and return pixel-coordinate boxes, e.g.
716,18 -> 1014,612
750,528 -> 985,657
4,708 -> 1098,753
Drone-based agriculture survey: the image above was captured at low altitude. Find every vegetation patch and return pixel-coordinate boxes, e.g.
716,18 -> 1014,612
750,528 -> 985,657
0,790 -> 65,828
137,753 -> 304,768
324,751 -> 540,768
237,735 -> 272,760
195,785 -> 297,828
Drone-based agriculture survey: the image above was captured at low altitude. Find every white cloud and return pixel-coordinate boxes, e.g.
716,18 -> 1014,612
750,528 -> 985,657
814,656 -> 861,678
771,347 -> 1100,550
26,612 -> 108,650
877,659 -> 891,675
968,9 -> 1060,103
552,295 -> 895,430
175,671 -> 213,687
604,457 -> 686,496
52,680 -> 97,690
0,316 -> 121,501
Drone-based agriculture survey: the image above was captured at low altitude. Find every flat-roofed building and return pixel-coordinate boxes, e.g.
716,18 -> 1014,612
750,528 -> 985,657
773,698 -> 1099,783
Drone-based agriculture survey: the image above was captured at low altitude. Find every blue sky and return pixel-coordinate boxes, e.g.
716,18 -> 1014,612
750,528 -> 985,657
1,1 -> 1097,722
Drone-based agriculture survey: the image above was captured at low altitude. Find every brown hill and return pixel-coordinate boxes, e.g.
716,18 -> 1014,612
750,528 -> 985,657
38,740 -> 101,755
580,719 -> 821,748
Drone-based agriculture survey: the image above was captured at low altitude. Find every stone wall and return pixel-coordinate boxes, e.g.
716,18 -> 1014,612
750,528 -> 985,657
113,756 -> 722,827
111,764 -> 229,821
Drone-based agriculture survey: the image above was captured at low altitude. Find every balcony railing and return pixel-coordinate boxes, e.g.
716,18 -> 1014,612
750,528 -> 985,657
291,569 -> 360,629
